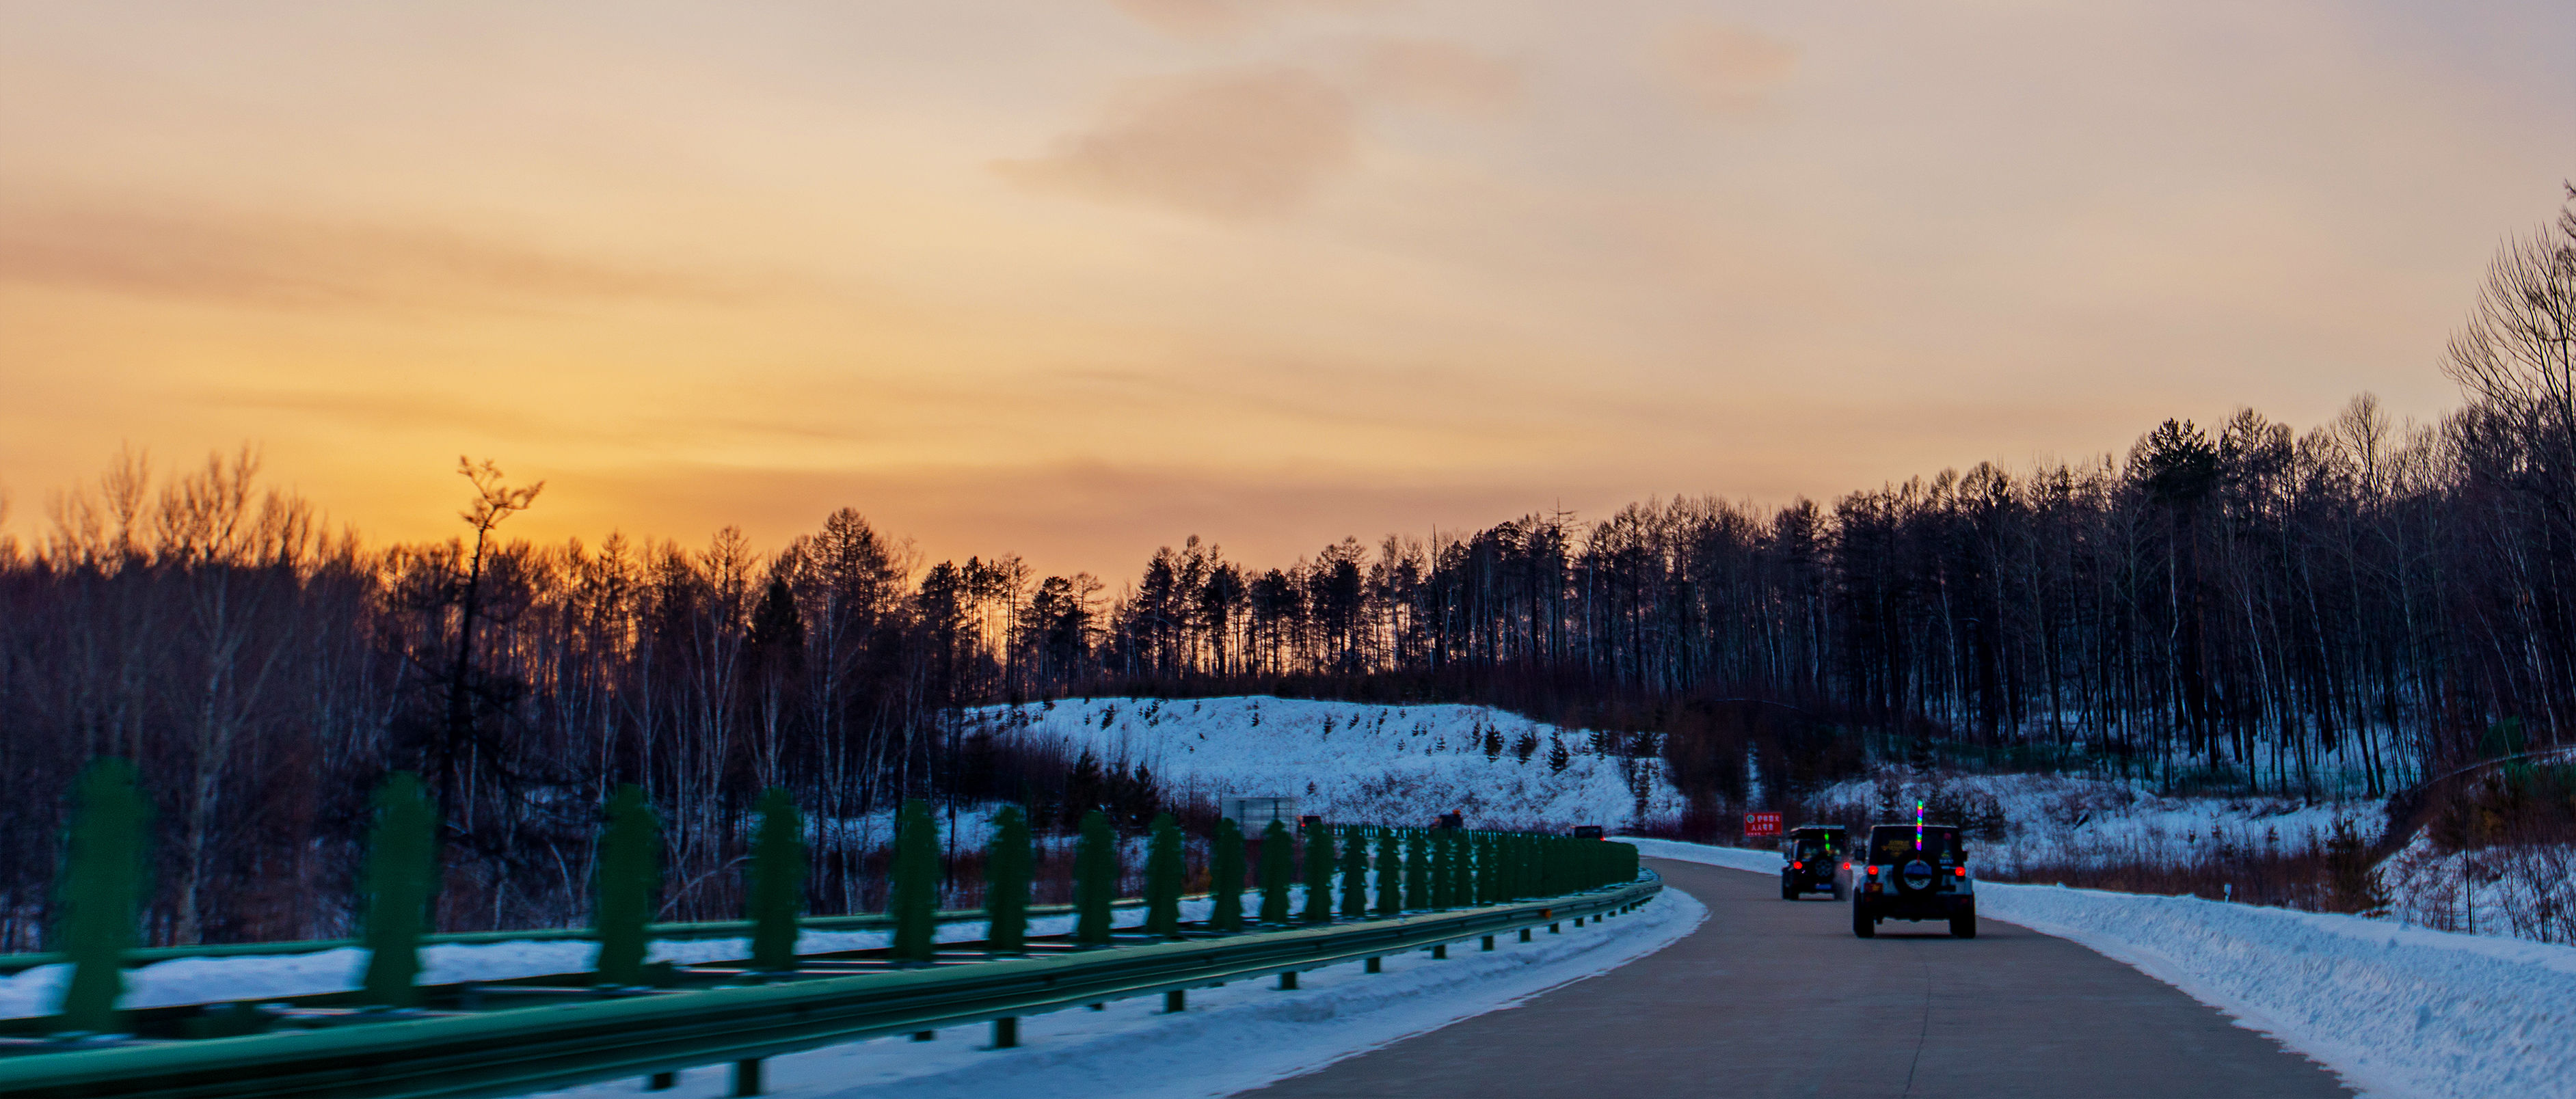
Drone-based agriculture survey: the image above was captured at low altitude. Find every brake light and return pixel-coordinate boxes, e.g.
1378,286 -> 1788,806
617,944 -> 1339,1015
1841,863 -> 1851,871
1792,861 -> 1803,870
1954,867 -> 1966,878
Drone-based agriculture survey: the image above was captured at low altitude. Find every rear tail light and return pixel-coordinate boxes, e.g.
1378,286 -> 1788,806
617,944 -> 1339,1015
1792,861 -> 1803,870
1954,867 -> 1966,878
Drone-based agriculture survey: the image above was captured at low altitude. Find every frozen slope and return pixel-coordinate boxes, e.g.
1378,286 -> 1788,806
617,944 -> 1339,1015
976,696 -> 1682,831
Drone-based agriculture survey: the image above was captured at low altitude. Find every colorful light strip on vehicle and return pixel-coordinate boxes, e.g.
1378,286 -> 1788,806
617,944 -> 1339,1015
1915,799 -> 1924,851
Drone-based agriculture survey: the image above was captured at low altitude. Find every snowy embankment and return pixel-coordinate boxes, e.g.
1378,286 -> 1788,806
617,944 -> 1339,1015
1805,772 -> 2380,868
523,886 -> 1702,1099
1628,837 -> 2576,1099
0,901 -> 1217,1020
976,696 -> 1682,831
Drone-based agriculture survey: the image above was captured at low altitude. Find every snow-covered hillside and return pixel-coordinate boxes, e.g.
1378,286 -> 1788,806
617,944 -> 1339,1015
972,697 -> 1681,832
1803,772 -> 2381,870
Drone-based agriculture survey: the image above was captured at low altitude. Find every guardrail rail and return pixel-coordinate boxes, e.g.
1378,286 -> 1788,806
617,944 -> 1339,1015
0,873 -> 1661,1099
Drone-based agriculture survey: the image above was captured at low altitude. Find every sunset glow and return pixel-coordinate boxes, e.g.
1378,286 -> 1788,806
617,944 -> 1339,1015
4,0 -> 2571,575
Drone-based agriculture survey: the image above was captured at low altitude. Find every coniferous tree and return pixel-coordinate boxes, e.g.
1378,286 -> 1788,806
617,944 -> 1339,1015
1144,813 -> 1183,937
1209,817 -> 1246,932
1258,819 -> 1293,924
360,772 -> 438,1007
748,787 -> 807,972
985,805 -> 1033,953
1375,831 -> 1402,917
892,798 -> 940,962
53,758 -> 146,1035
1075,809 -> 1118,945
1302,819 -> 1335,923
592,784 -> 660,987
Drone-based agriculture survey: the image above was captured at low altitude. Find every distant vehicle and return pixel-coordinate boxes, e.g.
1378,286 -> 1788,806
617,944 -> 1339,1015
1572,824 -> 1605,840
1436,811 -> 1466,829
1777,824 -> 1849,900
1298,814 -> 1326,830
1851,823 -> 1976,938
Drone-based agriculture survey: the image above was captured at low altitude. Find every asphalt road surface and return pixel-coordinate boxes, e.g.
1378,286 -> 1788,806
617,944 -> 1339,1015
1242,858 -> 2352,1099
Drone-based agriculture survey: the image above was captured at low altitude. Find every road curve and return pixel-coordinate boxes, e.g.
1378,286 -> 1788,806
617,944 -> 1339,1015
1239,858 -> 2350,1098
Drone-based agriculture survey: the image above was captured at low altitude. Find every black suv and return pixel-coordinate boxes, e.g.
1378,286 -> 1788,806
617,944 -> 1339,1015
1851,823 -> 1976,938
1777,825 -> 1849,900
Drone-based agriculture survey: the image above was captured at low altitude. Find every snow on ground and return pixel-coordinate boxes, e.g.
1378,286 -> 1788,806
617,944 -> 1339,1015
0,899 -> 1243,1020
1804,771 -> 2383,869
524,884 -> 1702,1099
2380,830 -> 2576,944
976,696 -> 1680,831
1628,837 -> 2576,1099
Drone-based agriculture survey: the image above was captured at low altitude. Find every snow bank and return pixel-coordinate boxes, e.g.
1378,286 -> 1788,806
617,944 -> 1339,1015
532,886 -> 1706,1099
1806,772 -> 2381,869
1631,837 -> 2576,1099
0,902 -> 1235,1020
975,697 -> 1680,831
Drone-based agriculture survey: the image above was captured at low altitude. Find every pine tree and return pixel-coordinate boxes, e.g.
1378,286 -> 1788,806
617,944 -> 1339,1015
891,798 -> 940,962
360,772 -> 438,1007
985,805 -> 1033,953
1144,813 -> 1184,937
1075,809 -> 1118,945
53,758 -> 146,1035
1375,830 -> 1401,917
1302,819 -> 1335,923
1404,829 -> 1430,910
1257,819 -> 1293,924
1339,828 -> 1368,918
592,784 -> 660,988
1209,817 -> 1246,932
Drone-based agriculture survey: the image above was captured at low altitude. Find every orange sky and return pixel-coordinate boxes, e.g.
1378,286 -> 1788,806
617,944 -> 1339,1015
3,1 -> 2572,580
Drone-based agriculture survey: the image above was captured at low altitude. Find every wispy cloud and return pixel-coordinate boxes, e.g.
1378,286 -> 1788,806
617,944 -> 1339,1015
996,67 -> 1358,219
1353,38 -> 1522,117
0,200 -> 740,310
1106,0 -> 1392,40
1656,21 -> 1798,116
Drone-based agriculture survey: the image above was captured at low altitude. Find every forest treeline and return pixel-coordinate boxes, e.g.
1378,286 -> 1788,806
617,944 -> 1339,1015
1,191 -> 2569,949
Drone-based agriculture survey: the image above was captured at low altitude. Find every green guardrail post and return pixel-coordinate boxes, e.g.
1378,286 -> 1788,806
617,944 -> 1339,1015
892,799 -> 939,962
593,784 -> 660,988
1403,829 -> 1428,911
1337,828 -> 1367,918
1257,819 -> 1292,925
1373,830 -> 1400,917
1209,817 -> 1246,932
1301,819 -> 1334,923
985,805 -> 1032,953
748,787 -> 807,973
1075,810 -> 1116,945
360,772 -> 437,1008
1144,813 -> 1183,938
53,757 -> 146,1037
731,1057 -> 762,1096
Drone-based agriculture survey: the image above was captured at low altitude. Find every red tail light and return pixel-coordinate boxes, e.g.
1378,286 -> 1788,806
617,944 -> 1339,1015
1954,867 -> 1966,877
1791,860 -> 1803,870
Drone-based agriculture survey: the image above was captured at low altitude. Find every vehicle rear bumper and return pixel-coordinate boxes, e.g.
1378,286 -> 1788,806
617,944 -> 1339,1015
1856,892 -> 1972,921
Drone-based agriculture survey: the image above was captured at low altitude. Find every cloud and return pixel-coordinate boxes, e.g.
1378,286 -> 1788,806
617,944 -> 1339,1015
1353,39 -> 1522,117
1107,0 -> 1391,40
1656,22 -> 1798,116
997,68 -> 1358,219
0,200 -> 738,310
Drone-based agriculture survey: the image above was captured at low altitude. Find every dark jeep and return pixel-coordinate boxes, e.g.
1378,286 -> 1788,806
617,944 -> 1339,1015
1851,823 -> 1976,938
1777,825 -> 1849,900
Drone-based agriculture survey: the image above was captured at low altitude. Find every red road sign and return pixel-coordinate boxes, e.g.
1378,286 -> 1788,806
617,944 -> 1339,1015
1744,812 -> 1782,837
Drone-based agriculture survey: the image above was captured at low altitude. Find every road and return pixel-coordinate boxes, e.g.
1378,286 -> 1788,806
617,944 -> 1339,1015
1242,858 -> 2351,1099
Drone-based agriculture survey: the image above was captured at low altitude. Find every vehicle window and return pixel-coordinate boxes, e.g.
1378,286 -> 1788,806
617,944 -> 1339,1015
1870,826 -> 1961,863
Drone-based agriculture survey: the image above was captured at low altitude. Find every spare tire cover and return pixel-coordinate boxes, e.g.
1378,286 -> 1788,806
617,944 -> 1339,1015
1900,858 -> 1936,893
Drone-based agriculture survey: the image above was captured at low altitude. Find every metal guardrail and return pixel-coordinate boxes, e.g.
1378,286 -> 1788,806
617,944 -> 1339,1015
0,873 -> 1661,1099
0,899 -> 1174,977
